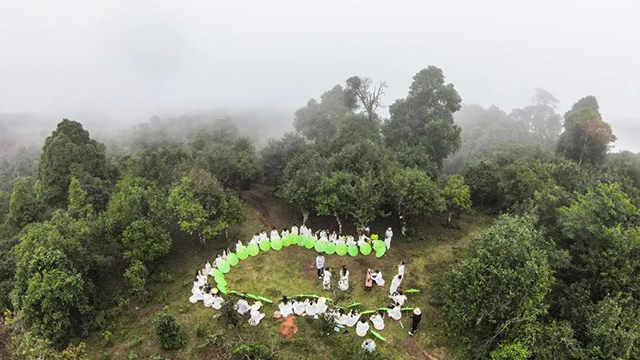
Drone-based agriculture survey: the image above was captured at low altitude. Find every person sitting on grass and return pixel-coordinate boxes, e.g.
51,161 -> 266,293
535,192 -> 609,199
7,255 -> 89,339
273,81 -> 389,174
291,224 -> 299,235
356,317 -> 370,337
270,227 -> 280,240
306,299 -> 317,318
277,296 -> 293,318
362,339 -> 376,352
371,270 -> 384,286
336,308 -> 349,326
236,296 -> 251,315
346,235 -> 356,247
281,227 -> 289,238
211,289 -> 224,310
293,298 -> 305,316
259,230 -> 268,241
249,301 -> 265,326
370,310 -> 385,330
203,288 -> 214,307
190,285 -> 204,303
235,239 -> 244,252
391,290 -> 408,306
346,309 -> 360,327
388,303 -> 402,321
316,297 -> 328,314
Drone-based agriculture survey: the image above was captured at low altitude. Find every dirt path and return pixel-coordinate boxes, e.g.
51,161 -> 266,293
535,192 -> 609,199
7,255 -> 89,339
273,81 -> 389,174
240,188 -> 276,229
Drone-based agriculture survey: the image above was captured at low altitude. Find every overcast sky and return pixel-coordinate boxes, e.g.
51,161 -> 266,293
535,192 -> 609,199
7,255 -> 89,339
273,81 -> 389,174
1,0 -> 639,148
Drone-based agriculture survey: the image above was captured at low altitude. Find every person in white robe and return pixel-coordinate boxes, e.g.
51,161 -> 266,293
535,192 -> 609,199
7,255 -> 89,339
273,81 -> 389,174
358,234 -> 369,247
370,311 -> 385,330
336,309 -> 349,326
203,289 -> 214,307
338,266 -> 349,292
259,230 -> 268,241
316,255 -> 325,278
305,299 -> 317,318
221,250 -> 227,260
211,289 -> 224,310
356,318 -> 370,337
346,236 -> 356,247
249,234 -> 260,245
293,299 -> 305,316
385,227 -> 393,250
235,240 -> 244,252
316,297 -> 328,314
248,302 -> 265,326
236,297 -> 251,315
281,228 -> 289,238
362,339 -> 376,352
277,296 -> 293,318
388,303 -> 402,321
190,286 -> 204,303
336,236 -> 346,246
330,231 -> 338,242
372,270 -> 385,286
204,261 -> 212,275
322,267 -> 332,290
346,310 -> 360,327
192,274 -> 201,294
270,227 -> 280,240
398,261 -> 405,277
291,225 -> 299,235
391,290 -> 407,306
214,255 -> 223,268
319,230 -> 327,240
389,274 -> 403,295
300,225 -> 308,236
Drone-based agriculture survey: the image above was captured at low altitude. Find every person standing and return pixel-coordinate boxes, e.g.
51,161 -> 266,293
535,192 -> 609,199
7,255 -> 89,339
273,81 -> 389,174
316,254 -> 325,278
398,261 -> 405,276
385,227 -> 393,250
323,267 -> 332,290
339,265 -> 350,291
389,274 -> 403,295
409,308 -> 422,336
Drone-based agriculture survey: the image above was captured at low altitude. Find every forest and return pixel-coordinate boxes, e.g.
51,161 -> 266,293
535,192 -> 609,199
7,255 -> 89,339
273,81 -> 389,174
1,65 -> 640,360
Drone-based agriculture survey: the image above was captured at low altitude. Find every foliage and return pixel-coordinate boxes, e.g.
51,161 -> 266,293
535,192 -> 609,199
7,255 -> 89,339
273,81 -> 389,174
220,296 -> 240,327
557,96 -> 615,165
8,177 -> 40,228
35,119 -> 110,209
489,341 -> 531,360
443,215 -> 555,352
279,149 -> 330,223
68,176 -> 93,218
387,167 -> 443,233
192,136 -> 259,189
383,66 -> 462,168
260,132 -> 307,186
153,308 -> 184,350
293,85 -> 356,142
169,169 -> 245,242
441,175 -> 472,224
124,260 -> 150,300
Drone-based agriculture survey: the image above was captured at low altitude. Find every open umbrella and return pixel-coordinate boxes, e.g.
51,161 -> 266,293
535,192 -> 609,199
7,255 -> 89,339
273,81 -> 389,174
237,246 -> 248,260
325,241 -> 336,255
247,243 -> 259,256
360,242 -> 372,256
259,239 -> 271,251
271,238 -> 283,250
348,244 -> 359,257
218,259 -> 230,273
227,253 -> 239,266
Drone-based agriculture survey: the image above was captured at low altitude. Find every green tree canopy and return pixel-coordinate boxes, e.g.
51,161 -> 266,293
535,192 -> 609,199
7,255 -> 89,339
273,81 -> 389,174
293,85 -> 356,142
8,177 -> 40,228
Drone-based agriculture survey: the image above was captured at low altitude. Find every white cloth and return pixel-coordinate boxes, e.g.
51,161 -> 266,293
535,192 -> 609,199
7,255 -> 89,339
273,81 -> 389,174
356,321 -> 370,337
305,302 -> 317,317
362,339 -> 376,352
370,314 -> 385,330
388,306 -> 402,321
389,275 -> 402,294
346,312 -> 360,327
190,289 -> 204,303
372,272 -> 384,286
323,271 -> 332,290
236,300 -> 251,315
316,298 -> 328,314
398,264 -> 405,277
203,293 -> 214,307
249,308 -> 265,326
316,256 -> 325,269
385,229 -> 393,249
293,301 -> 305,316
211,296 -> 224,310
278,301 -> 293,318
270,230 -> 280,240
291,226 -> 299,235
338,270 -> 349,291
391,294 -> 407,306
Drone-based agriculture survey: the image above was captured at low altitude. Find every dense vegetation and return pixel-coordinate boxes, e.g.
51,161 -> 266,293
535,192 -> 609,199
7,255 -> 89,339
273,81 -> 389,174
1,64 -> 639,359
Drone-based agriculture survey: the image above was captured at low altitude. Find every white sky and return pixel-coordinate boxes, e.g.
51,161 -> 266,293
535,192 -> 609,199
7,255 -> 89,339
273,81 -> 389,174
1,0 -> 639,145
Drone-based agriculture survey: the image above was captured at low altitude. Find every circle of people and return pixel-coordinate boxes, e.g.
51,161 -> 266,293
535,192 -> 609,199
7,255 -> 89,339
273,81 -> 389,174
190,224 -> 422,341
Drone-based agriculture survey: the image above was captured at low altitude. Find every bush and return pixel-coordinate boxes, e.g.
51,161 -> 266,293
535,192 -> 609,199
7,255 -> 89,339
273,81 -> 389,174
153,308 -> 184,350
220,298 -> 240,327
102,330 -> 113,347
232,343 -> 271,360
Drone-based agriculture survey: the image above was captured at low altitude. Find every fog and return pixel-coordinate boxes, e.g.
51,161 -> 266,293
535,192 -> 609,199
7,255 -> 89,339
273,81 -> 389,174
1,0 -> 639,151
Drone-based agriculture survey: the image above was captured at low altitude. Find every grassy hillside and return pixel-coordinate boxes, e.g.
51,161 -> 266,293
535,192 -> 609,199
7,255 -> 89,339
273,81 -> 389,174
85,186 -> 494,359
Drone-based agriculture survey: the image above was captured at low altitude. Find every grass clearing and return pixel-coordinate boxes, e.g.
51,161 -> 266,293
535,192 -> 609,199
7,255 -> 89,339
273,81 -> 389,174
85,188 -> 493,359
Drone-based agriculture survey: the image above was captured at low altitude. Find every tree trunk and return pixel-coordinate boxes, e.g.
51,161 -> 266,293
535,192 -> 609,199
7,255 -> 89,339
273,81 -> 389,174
334,212 -> 342,235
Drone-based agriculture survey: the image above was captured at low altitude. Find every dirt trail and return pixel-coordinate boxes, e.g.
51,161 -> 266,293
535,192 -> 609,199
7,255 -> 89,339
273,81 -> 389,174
240,188 -> 275,229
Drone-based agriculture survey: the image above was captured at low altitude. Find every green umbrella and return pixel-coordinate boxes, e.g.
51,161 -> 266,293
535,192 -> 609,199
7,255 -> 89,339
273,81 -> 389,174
348,244 -> 359,257
325,241 -> 336,255
247,243 -> 259,256
360,242 -> 372,256
314,240 -> 326,253
211,268 -> 223,279
237,246 -> 248,260
370,330 -> 386,341
360,310 -> 376,315
304,236 -> 315,249
371,234 -> 379,241
218,259 -> 230,273
336,243 -> 348,256
229,290 -> 244,296
401,307 -> 415,312
377,307 -> 390,311
282,234 -> 293,247
227,253 -> 239,266
257,296 -> 273,304
271,238 -> 283,250
217,282 -> 227,294
245,293 -> 261,301
405,289 -> 420,293
214,274 -> 227,286
372,240 -> 385,251
296,235 -> 306,246
348,302 -> 361,308
259,239 -> 271,251
375,246 -> 386,258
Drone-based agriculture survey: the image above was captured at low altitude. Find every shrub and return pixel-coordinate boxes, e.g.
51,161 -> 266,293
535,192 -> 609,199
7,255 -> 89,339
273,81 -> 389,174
220,298 -> 240,327
102,330 -> 113,347
232,343 -> 271,360
153,308 -> 184,350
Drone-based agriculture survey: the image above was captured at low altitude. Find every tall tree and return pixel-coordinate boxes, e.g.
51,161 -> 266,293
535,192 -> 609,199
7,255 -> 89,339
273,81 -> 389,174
35,119 -> 109,209
8,177 -> 40,228
509,88 -> 563,148
556,96 -> 615,165
383,66 -> 462,168
260,132 -> 307,186
279,150 -> 329,224
293,85 -> 356,142
345,76 -> 387,122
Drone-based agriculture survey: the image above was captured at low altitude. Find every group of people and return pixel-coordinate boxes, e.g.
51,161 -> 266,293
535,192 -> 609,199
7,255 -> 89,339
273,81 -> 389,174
189,224 -> 424,340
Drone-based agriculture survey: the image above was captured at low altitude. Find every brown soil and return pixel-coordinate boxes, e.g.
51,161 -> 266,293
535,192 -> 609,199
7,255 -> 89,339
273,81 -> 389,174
278,316 -> 298,340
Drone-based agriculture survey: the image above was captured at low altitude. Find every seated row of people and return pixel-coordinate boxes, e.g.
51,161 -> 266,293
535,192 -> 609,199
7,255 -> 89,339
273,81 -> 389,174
235,297 -> 266,326
190,283 -> 224,309
274,296 -> 329,318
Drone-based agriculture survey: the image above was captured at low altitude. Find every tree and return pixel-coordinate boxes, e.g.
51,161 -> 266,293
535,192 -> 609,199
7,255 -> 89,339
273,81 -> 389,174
8,177 -> 40,228
383,66 -> 462,168
345,76 -> 387,122
121,218 -> 171,265
557,96 -> 615,165
509,88 -> 563,149
463,160 -> 502,209
441,175 -> 472,225
35,119 -> 109,209
0,190 -> 10,223
279,150 -> 330,224
154,308 -> 184,350
387,167 -> 443,234
67,176 -> 92,219
584,294 -> 640,360
192,137 -> 259,189
444,215 -> 555,355
169,169 -> 245,242
260,132 -> 307,186
293,85 -> 356,142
